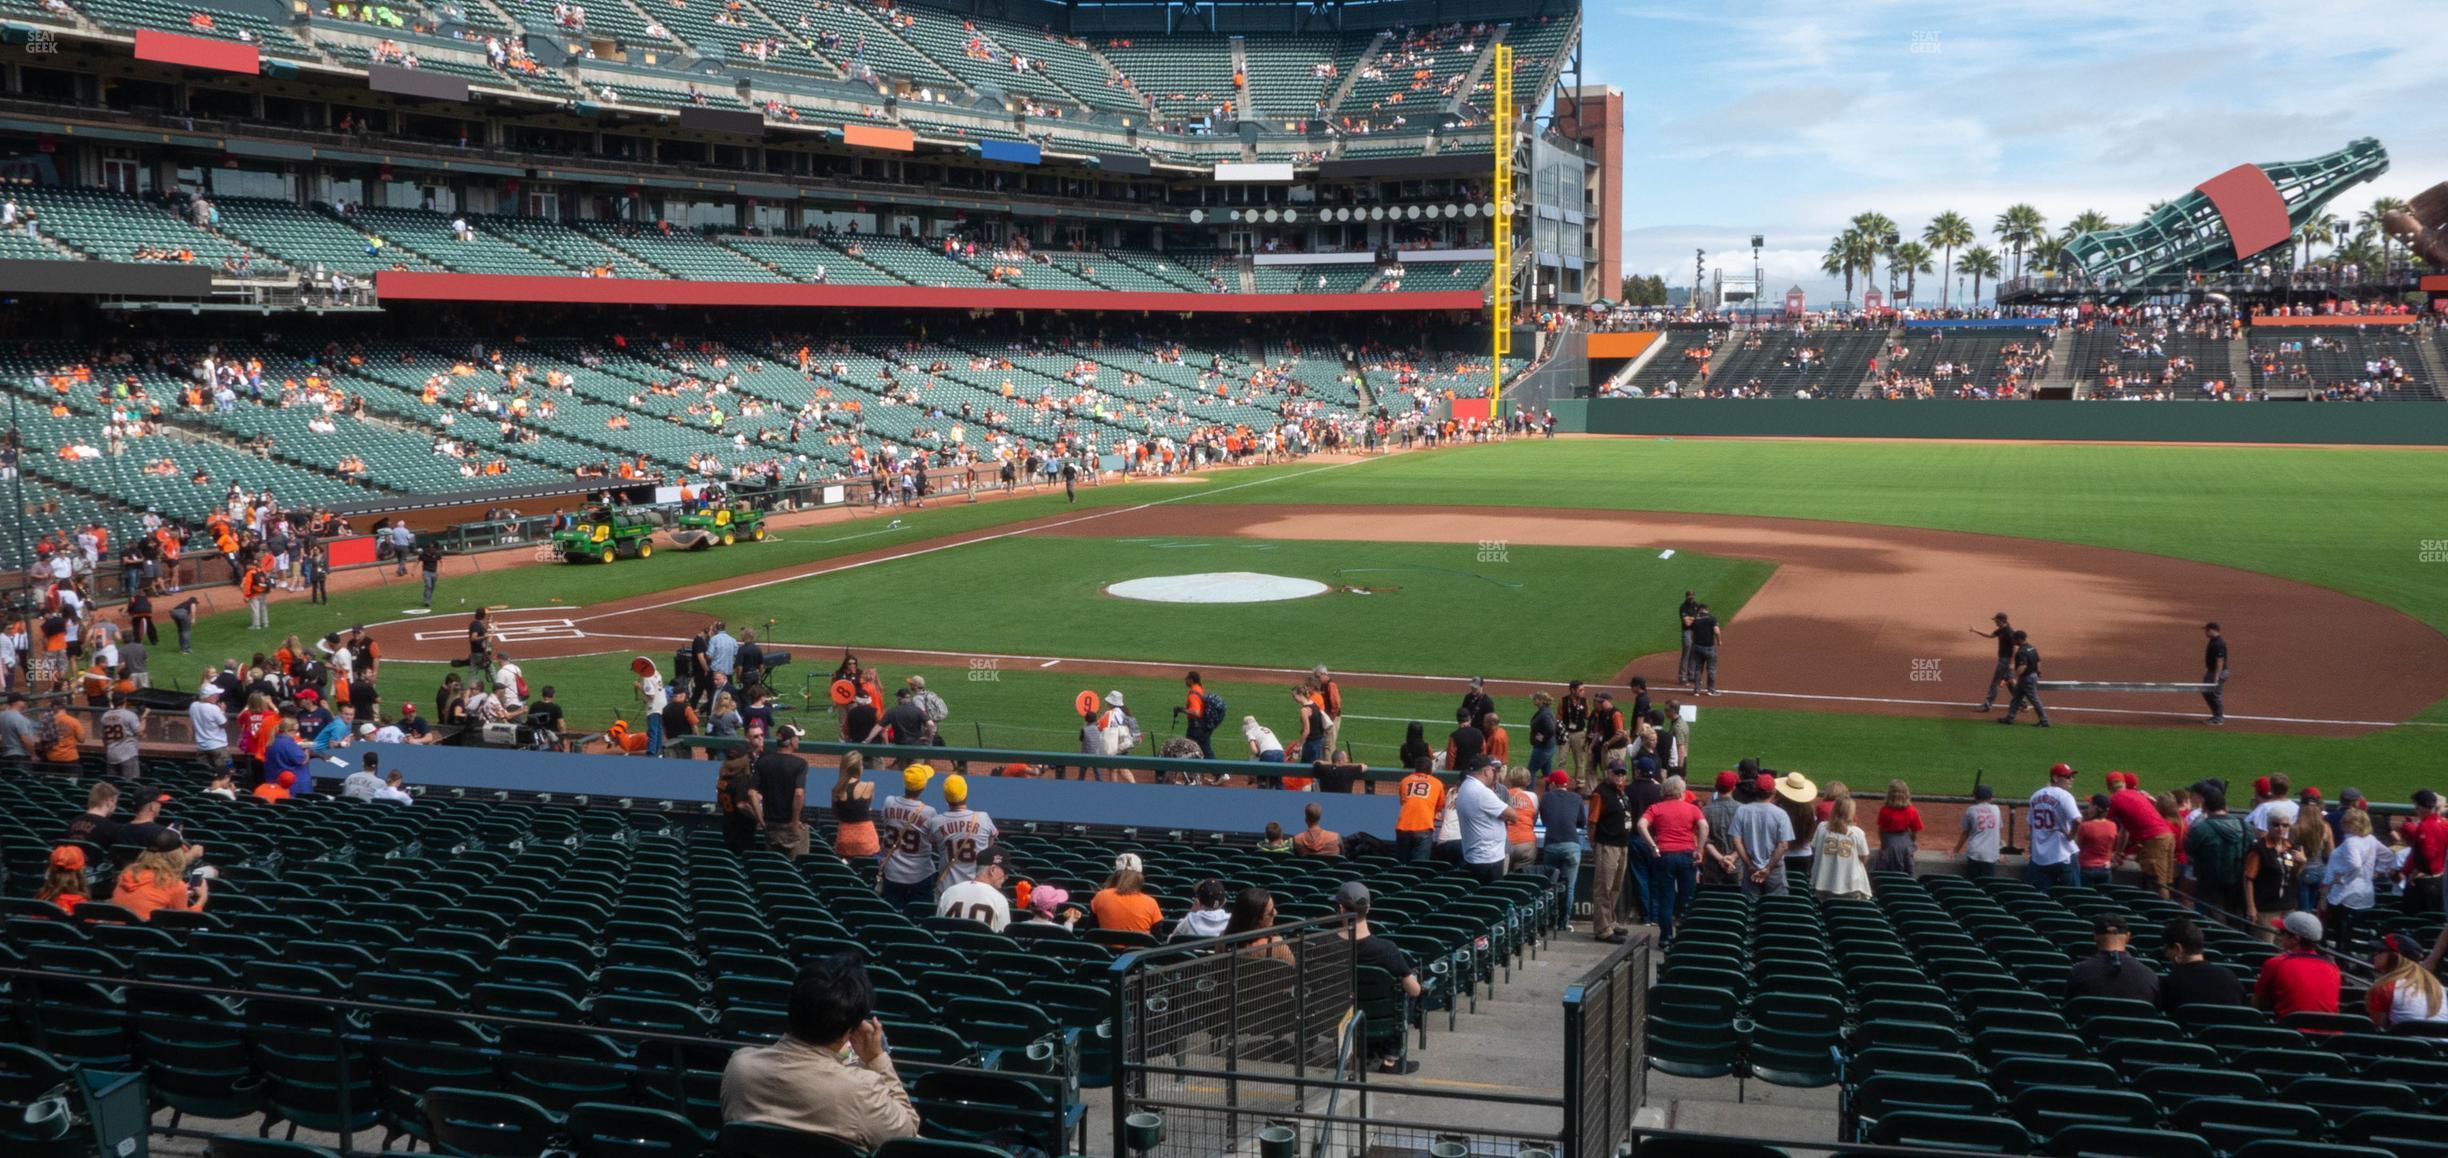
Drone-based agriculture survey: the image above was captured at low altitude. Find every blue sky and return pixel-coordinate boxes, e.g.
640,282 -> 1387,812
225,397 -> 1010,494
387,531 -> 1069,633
1576,0 -> 2446,305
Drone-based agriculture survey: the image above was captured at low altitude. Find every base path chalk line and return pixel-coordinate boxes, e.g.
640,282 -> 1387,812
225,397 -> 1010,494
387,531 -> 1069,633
561,459 -> 1372,627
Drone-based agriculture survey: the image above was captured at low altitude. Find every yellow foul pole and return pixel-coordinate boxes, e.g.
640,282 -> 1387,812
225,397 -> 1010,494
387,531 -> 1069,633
1489,44 -> 1513,408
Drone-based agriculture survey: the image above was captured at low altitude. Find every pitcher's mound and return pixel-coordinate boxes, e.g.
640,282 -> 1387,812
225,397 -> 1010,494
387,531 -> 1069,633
1106,572 -> 1329,604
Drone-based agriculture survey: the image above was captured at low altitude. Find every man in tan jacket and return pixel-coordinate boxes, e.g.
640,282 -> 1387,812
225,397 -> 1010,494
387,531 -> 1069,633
720,954 -> 921,1149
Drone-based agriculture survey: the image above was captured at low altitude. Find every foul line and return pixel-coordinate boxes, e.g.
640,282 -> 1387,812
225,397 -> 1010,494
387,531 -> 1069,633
566,460 -> 1372,626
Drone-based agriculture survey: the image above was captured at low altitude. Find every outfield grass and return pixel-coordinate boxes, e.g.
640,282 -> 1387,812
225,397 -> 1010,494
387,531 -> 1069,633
679,534 -> 1771,679
175,440 -> 2448,802
1209,439 -> 2448,642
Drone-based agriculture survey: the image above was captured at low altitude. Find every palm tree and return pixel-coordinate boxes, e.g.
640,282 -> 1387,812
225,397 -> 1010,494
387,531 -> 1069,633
1957,245 -> 2000,306
2294,215 -> 2337,271
1849,211 -> 1899,301
2062,209 -> 2114,238
2314,212 -> 2348,265
1821,235 -> 1855,305
1993,203 -> 2046,283
1889,241 -> 1934,305
2359,196 -> 2408,272
2030,236 -> 2069,279
1922,211 -> 1974,308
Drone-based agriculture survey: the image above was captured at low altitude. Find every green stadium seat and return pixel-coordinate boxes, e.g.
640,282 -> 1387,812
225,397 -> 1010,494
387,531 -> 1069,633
422,1087 -> 567,1158
2170,1097 -> 2325,1154
2043,1125 -> 2215,1157
717,1121 -> 868,1158
1866,1111 -> 2030,1153
566,1102 -> 716,1158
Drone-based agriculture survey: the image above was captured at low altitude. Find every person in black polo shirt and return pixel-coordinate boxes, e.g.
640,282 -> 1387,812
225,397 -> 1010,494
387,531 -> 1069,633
1685,605 -> 1723,696
2066,914 -> 2159,1003
2201,622 -> 2229,726
1454,676 -> 1493,728
1589,764 -> 1634,943
1971,612 -> 2015,712
1334,881 -> 1421,1074
1558,680 -> 1591,778
525,686 -> 567,751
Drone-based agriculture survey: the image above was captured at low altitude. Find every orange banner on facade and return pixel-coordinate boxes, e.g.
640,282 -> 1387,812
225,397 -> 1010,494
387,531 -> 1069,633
1586,331 -> 1660,360
841,125 -> 915,152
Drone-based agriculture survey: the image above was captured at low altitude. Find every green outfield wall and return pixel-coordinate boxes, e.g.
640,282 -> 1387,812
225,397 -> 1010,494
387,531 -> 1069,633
1554,399 -> 2448,444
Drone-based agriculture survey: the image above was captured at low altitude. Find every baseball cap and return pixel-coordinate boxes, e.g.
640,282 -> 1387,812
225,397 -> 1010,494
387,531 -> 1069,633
1973,784 -> 1994,801
48,845 -> 84,871
903,764 -> 935,791
942,775 -> 968,804
2048,762 -> 2074,780
2378,931 -> 2426,959
1714,770 -> 1739,792
1549,770 -> 1573,787
1029,884 -> 1069,914
1112,852 -> 1144,875
1632,756 -> 1659,776
2092,914 -> 2130,936
296,688 -> 318,702
276,771 -> 296,788
2341,787 -> 2365,803
2254,775 -> 2272,795
1468,676 -> 1484,688
2300,786 -> 2323,802
975,844 -> 1010,872
2282,911 -> 2323,943
1333,880 -> 1370,910
401,703 -> 415,713
357,722 -> 376,736
197,685 -> 222,699
2415,789 -> 2440,810
1754,773 -> 1775,794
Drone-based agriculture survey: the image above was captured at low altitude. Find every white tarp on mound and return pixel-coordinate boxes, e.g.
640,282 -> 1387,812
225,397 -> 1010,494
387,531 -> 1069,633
1106,572 -> 1329,604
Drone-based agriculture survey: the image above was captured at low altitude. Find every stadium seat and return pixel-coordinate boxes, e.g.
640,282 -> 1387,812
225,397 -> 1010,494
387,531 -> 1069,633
2169,1097 -> 2326,1154
566,1102 -> 717,1158
422,1088 -> 567,1157
1865,1111 -> 2030,1153
717,1121 -> 867,1158
2044,1125 -> 2215,1157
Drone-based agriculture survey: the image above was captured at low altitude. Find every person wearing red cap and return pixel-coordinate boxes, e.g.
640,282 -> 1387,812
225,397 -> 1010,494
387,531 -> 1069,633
2025,763 -> 2083,890
1536,769 -> 1584,920
2369,932 -> 2448,1030
2107,773 -> 2177,898
1700,769 -> 1744,885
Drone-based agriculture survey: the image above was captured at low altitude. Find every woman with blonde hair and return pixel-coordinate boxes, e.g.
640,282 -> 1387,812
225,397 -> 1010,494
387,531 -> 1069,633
1808,796 -> 1873,900
830,750 -> 880,858
2290,807 -> 2334,913
35,846 -> 90,913
114,829 -> 208,920
2322,807 -> 2384,952
707,691 -> 742,737
1872,779 -> 1922,874
2368,932 -> 2448,1029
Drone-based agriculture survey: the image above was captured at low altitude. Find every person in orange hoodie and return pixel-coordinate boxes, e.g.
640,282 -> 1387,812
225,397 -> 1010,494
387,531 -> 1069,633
113,829 -> 208,920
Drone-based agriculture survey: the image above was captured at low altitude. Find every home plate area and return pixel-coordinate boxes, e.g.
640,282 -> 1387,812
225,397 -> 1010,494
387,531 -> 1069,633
413,618 -> 588,644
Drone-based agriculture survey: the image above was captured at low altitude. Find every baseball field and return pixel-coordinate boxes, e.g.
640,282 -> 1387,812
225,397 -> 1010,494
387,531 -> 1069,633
190,436 -> 2448,800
